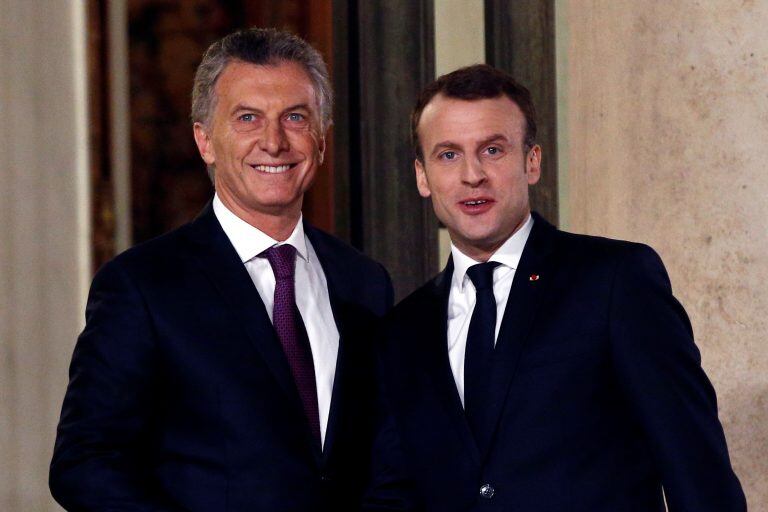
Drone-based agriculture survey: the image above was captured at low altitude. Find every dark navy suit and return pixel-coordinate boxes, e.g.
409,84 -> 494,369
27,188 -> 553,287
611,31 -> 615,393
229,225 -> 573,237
369,213 -> 745,512
50,203 -> 393,511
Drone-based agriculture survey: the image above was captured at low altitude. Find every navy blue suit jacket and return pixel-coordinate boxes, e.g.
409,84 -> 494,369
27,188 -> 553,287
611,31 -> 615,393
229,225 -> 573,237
50,203 -> 393,511
369,213 -> 745,511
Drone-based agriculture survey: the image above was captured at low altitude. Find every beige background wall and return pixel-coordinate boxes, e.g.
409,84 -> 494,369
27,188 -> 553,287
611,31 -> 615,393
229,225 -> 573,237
558,0 -> 768,508
0,1 -> 90,511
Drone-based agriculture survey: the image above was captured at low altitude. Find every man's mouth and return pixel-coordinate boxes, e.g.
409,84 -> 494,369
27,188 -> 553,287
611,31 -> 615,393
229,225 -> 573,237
458,198 -> 494,214
250,163 -> 297,174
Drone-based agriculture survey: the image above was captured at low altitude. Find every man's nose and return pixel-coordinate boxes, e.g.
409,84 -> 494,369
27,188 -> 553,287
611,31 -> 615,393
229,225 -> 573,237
461,156 -> 487,186
258,120 -> 289,155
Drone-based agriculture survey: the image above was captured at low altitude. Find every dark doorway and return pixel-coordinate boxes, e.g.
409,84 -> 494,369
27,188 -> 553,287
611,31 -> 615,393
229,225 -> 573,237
88,1 -> 557,298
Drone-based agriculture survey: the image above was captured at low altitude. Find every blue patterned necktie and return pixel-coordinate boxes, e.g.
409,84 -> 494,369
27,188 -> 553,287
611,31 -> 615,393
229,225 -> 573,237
263,244 -> 320,443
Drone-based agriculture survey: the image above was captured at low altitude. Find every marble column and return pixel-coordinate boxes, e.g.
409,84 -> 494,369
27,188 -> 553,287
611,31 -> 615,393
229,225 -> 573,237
0,1 -> 91,510
557,1 -> 768,508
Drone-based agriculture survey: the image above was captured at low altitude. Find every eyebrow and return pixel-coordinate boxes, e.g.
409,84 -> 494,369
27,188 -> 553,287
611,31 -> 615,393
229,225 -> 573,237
282,103 -> 311,113
230,103 -> 262,116
230,103 -> 313,116
477,133 -> 510,146
429,141 -> 461,157
429,133 -> 511,157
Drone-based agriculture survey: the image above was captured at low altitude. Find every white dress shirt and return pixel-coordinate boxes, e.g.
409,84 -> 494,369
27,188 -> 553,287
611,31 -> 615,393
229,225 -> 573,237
213,194 -> 339,447
447,214 -> 534,406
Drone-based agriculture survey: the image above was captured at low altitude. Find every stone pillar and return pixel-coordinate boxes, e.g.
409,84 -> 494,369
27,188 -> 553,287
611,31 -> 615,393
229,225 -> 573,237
0,1 -> 91,510
558,1 -> 768,508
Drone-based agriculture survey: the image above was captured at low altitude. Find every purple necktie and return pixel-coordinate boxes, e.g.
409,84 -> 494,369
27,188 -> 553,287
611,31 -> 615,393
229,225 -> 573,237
263,244 -> 321,443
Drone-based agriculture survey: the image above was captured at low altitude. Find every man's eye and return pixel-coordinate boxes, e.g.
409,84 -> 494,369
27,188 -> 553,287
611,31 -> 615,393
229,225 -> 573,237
486,146 -> 500,155
238,113 -> 256,122
287,113 -> 305,122
440,151 -> 457,160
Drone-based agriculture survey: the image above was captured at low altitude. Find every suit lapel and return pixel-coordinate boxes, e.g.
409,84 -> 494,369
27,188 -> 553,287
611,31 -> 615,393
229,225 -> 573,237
422,259 -> 483,465
184,203 -> 309,440
474,213 -> 557,461
319,294 -> 349,465
303,226 -> 350,464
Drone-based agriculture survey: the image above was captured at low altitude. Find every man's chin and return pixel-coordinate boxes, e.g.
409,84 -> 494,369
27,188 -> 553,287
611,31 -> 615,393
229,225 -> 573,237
448,230 -> 504,256
456,227 -> 501,248
248,198 -> 304,217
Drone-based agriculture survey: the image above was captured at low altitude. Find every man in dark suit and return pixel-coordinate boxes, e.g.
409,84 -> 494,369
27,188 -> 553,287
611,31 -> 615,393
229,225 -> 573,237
50,28 -> 392,511
367,65 -> 746,511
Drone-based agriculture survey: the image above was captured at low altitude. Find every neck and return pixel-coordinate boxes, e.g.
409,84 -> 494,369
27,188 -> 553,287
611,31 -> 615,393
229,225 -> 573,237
453,241 -> 501,263
452,211 -> 531,262
217,194 -> 301,241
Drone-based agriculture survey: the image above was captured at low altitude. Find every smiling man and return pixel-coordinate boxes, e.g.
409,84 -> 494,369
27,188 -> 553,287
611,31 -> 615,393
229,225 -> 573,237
50,28 -> 392,511
367,65 -> 745,511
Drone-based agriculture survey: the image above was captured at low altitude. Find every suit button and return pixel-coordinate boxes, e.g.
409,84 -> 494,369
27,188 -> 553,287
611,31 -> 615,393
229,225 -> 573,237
479,483 -> 495,499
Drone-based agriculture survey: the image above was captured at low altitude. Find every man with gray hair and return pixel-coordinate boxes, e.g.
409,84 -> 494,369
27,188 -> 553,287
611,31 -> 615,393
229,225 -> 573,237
50,28 -> 392,511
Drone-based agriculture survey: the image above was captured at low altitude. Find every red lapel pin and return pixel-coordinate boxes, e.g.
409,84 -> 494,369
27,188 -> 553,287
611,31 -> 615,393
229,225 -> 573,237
529,274 -> 540,281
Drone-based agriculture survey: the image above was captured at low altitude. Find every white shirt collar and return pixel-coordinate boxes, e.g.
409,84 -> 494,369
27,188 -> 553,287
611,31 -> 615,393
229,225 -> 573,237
450,213 -> 534,291
213,193 -> 309,263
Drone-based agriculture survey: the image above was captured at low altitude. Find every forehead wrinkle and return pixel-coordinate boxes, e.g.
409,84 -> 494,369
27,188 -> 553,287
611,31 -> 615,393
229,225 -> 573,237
216,62 -> 317,103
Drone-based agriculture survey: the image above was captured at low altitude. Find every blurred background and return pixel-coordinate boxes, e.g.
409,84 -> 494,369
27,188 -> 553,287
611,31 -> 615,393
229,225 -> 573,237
1,0 -> 766,510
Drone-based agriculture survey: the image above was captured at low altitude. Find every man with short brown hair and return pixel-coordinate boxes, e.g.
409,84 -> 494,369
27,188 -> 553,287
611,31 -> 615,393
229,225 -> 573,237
368,64 -> 745,511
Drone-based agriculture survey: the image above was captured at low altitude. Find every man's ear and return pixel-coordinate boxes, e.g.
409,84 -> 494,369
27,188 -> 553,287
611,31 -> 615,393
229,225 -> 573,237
317,134 -> 326,165
193,122 -> 216,165
525,144 -> 542,186
415,159 -> 432,198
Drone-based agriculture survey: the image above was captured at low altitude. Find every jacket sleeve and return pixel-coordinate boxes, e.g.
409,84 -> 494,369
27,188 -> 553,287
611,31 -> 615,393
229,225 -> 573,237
609,244 -> 746,511
50,259 -> 178,511
361,354 -> 419,510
